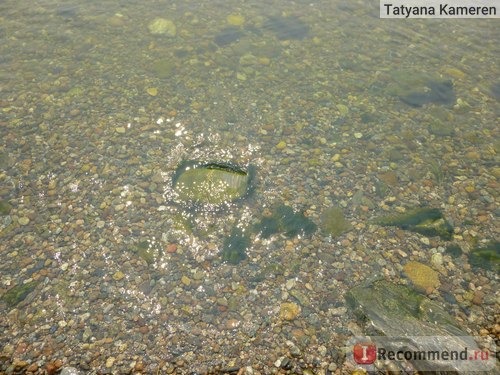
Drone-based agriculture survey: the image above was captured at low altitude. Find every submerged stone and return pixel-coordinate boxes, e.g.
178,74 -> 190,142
400,80 -> 456,107
255,204 -> 317,238
319,206 -> 351,237
173,162 -> 252,205
387,71 -> 456,107
148,18 -> 176,36
374,207 -> 453,240
491,82 -> 500,100
1,280 -> 38,307
221,227 -> 250,264
214,26 -> 244,46
263,16 -> 310,40
346,280 -> 492,373
0,200 -> 12,215
469,241 -> 499,272
403,261 -> 440,293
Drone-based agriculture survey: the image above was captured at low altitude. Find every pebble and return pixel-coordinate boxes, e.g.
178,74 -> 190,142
146,87 -> 158,96
430,253 -> 443,267
226,14 -> 245,26
114,203 -> 125,211
181,275 -> 191,286
105,356 -> 115,368
113,271 -> 125,281
18,217 -> 30,225
472,290 -> 484,305
60,367 -> 81,375
331,153 -> 341,162
115,127 -> 126,134
276,141 -> 287,150
27,363 -> 39,372
279,302 -> 300,321
96,220 -> 105,228
166,243 -> 177,253
354,132 -> 363,139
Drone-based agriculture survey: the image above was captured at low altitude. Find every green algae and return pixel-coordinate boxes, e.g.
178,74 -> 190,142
255,204 -> 317,238
469,241 -> 500,272
1,280 -> 38,307
319,206 -> 351,237
0,200 -> 12,215
221,227 -> 250,265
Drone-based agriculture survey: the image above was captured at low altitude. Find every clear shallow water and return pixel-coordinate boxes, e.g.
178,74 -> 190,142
0,0 -> 498,373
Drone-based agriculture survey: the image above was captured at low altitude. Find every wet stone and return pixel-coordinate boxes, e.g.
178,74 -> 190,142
400,80 -> 456,107
173,161 -> 252,205
374,207 -> 453,240
320,206 -> 352,237
264,16 -> 310,40
214,26 -> 244,46
346,280 -> 491,373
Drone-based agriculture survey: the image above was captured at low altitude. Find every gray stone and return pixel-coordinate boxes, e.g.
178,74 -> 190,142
346,280 -> 495,373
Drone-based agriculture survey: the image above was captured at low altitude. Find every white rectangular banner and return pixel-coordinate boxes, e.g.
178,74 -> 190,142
380,0 -> 500,18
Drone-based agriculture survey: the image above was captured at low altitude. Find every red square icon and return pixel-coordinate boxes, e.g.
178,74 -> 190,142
353,342 -> 377,364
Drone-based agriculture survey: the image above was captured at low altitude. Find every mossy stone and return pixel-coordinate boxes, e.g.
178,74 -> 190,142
320,206 -> 351,237
1,281 -> 38,307
469,241 -> 500,272
374,207 -> 453,240
403,261 -> 440,292
173,162 -> 252,206
0,200 -> 12,215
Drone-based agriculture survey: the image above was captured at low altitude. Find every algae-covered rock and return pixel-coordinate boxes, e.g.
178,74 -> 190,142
469,241 -> 500,272
279,302 -> 301,320
403,261 -> 440,293
374,207 -> 453,240
386,70 -> 456,107
148,18 -> 176,36
255,204 -> 316,238
263,16 -> 310,40
173,162 -> 253,206
346,280 -> 493,373
320,206 -> 351,237
0,200 -> 12,215
1,280 -> 38,307
221,227 -> 250,265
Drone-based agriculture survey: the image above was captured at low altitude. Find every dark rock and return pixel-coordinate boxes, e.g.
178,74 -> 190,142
373,207 -> 453,240
263,16 -> 310,40
400,80 -> 456,107
214,27 -> 244,46
490,82 -> 500,100
468,241 -> 500,272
